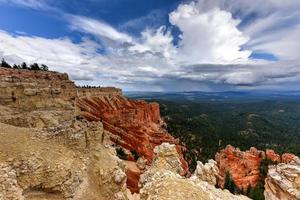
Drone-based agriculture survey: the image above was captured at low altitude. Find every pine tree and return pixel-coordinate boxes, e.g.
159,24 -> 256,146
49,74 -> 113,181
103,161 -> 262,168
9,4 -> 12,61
41,64 -> 49,71
1,58 -> 11,68
13,64 -> 19,69
30,63 -> 40,70
21,62 -> 28,69
224,171 -> 237,194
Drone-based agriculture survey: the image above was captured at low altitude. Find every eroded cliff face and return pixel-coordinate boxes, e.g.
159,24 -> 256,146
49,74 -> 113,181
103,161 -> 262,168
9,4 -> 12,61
0,118 -> 138,200
0,68 -> 76,128
264,156 -> 300,200
139,143 -> 250,200
0,68 -> 139,200
216,145 -> 264,190
77,92 -> 189,192
216,145 -> 298,192
0,68 -> 188,197
3,67 -> 299,200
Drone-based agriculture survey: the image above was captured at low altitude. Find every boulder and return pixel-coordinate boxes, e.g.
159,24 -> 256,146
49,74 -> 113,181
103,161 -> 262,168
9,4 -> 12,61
192,159 -> 219,185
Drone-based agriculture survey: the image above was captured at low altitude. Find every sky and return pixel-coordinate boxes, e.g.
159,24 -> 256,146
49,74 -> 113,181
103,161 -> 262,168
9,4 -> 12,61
0,0 -> 300,91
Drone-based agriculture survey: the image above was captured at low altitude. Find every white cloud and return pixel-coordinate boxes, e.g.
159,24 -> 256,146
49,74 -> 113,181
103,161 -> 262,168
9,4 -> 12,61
0,30 -> 104,80
129,26 -> 176,61
1,0 -> 300,91
191,0 -> 300,62
0,0 -> 50,10
248,26 -> 300,60
69,15 -> 133,43
169,2 -> 251,64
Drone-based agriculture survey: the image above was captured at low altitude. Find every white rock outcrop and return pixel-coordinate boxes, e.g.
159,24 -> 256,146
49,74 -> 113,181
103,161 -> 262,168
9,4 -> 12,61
264,156 -> 300,200
139,143 -> 250,200
192,159 -> 219,185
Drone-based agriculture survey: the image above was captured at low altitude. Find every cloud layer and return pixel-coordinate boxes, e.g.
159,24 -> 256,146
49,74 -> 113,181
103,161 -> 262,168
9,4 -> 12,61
0,0 -> 300,91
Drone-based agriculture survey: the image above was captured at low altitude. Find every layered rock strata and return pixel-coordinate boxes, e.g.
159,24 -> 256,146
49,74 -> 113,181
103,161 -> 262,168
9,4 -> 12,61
0,68 -> 139,199
216,145 -> 298,191
264,156 -> 300,200
216,145 -> 264,189
77,92 -> 189,192
0,119 -> 138,200
0,68 -> 188,195
0,68 -> 76,128
139,143 -> 250,200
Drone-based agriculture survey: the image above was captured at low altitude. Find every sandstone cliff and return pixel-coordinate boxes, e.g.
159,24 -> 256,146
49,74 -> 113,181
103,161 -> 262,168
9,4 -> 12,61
0,117 -> 139,200
264,156 -> 300,200
0,68 -> 76,128
77,93 -> 187,168
0,68 -> 138,199
0,67 -> 188,197
76,90 -> 189,192
2,67 -> 299,200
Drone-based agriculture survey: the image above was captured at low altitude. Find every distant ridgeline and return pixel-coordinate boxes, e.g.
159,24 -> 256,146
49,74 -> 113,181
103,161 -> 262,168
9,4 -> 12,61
1,58 -> 49,71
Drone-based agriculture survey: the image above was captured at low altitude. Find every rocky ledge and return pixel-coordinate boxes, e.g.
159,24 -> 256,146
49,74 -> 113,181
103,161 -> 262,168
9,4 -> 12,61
0,67 -> 188,194
77,92 -> 189,192
139,143 -> 250,200
264,156 -> 300,200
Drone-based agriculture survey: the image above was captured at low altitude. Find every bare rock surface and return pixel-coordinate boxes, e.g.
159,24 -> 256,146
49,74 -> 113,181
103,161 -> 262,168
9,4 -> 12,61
77,92 -> 189,192
264,156 -> 300,200
139,143 -> 250,200
0,121 -> 138,200
192,159 -> 219,185
215,145 -> 298,192
216,145 -> 264,189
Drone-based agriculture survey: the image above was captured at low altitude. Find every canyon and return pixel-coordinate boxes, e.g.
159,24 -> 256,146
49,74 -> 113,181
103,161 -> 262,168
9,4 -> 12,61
0,67 -> 299,200
216,145 -> 299,191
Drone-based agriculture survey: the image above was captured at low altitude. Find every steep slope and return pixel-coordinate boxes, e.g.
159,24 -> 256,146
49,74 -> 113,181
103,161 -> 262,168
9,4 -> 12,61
264,156 -> 300,200
0,120 -> 137,200
139,143 -> 250,200
0,67 -> 188,196
0,68 -> 76,128
0,68 -> 138,200
77,94 -> 186,163
216,145 -> 264,189
77,92 -> 189,192
216,145 -> 298,194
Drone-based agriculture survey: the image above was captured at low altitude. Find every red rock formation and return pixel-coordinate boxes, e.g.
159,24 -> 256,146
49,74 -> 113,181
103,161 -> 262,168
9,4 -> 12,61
266,149 -> 281,163
77,94 -> 189,192
216,145 -> 264,190
124,161 -> 141,193
216,146 -> 298,191
281,153 -> 296,163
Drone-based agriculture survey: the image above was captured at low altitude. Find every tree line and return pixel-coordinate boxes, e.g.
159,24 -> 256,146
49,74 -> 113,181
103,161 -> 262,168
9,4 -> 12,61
1,58 -> 49,71
76,85 -> 103,89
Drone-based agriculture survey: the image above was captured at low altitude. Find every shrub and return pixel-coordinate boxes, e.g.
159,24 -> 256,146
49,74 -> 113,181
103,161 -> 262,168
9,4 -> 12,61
131,150 -> 139,161
116,147 -> 128,160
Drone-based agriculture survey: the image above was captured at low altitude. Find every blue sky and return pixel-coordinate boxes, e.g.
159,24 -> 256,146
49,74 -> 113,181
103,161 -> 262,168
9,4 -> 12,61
0,0 -> 300,91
